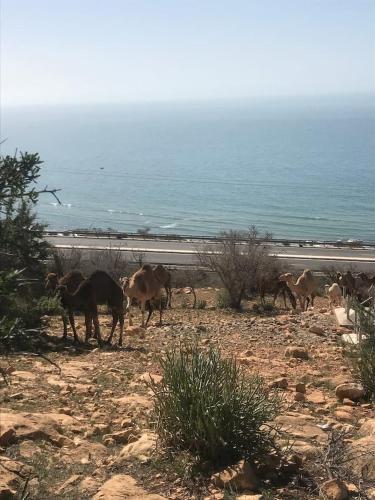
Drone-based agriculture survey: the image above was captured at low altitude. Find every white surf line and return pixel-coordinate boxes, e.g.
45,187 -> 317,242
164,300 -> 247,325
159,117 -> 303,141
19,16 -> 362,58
53,244 -> 375,262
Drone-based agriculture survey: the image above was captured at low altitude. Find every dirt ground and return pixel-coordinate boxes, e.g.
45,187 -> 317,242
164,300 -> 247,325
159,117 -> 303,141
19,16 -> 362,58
1,288 -> 374,499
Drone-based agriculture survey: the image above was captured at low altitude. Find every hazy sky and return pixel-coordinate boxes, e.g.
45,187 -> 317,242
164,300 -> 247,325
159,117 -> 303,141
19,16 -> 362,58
1,0 -> 375,106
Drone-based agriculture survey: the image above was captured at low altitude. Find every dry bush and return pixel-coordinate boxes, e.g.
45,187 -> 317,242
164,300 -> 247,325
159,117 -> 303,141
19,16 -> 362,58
197,227 -> 274,309
52,247 -> 128,281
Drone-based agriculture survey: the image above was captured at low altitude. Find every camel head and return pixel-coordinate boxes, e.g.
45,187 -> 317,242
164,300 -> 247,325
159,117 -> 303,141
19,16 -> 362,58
120,277 -> 130,292
45,273 -> 59,291
278,273 -> 293,283
153,265 -> 168,283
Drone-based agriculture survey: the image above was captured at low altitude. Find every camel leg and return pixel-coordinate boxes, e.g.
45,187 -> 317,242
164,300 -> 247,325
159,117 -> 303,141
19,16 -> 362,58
272,290 -> 278,307
127,297 -> 133,326
92,307 -> 102,347
62,313 -> 68,340
158,297 -> 163,326
145,301 -> 153,327
68,310 -> 79,343
311,293 -> 315,307
140,301 -> 146,328
106,310 -> 118,345
118,309 -> 124,347
305,296 -> 310,311
84,312 -> 92,342
282,290 -> 287,309
301,297 -> 306,311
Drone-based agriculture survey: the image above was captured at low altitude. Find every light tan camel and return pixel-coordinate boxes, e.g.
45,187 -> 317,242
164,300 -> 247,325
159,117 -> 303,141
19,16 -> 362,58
325,283 -> 342,308
121,264 -> 164,327
279,269 -> 317,311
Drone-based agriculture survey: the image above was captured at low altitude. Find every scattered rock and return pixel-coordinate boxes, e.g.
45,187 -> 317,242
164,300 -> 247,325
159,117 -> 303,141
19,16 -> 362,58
56,475 -> 81,495
307,390 -> 326,405
117,433 -> 156,462
335,383 -> 364,402
0,428 -> 16,446
212,460 -> 258,492
295,383 -> 306,394
309,325 -> 325,336
276,414 -> 327,442
294,392 -> 305,402
269,378 -> 288,390
103,429 -> 133,444
358,419 -> 375,437
285,347 -> 309,360
138,372 -> 163,385
342,398 -> 355,407
0,457 -> 31,499
290,440 -> 320,459
114,394 -> 152,411
92,474 -> 166,499
349,436 -> 375,480
0,412 -> 74,447
320,478 -> 348,500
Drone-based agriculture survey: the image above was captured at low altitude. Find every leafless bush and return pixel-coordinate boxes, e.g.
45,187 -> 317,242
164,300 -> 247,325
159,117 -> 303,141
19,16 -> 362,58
310,427 -> 375,496
88,249 -> 128,281
196,227 -> 274,309
51,247 -> 128,281
137,226 -> 151,237
131,250 -> 146,268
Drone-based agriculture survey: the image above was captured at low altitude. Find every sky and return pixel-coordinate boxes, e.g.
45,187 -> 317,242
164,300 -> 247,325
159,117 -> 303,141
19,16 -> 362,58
1,0 -> 375,106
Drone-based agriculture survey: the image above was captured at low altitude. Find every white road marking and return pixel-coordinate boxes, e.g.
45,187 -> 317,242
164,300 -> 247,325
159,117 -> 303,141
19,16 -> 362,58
53,244 -> 375,262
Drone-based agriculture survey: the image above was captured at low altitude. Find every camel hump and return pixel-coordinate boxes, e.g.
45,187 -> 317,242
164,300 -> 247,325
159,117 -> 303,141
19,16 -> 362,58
141,264 -> 152,272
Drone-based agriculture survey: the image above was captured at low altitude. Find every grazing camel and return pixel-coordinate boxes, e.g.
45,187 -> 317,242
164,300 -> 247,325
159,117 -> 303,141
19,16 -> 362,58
337,271 -> 356,297
153,265 -> 172,308
45,271 -> 85,341
325,283 -> 342,308
279,269 -> 317,311
121,264 -> 164,328
258,276 -> 297,309
57,270 -> 124,346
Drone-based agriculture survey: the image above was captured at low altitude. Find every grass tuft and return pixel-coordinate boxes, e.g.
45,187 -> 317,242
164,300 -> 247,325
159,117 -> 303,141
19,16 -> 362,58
150,342 -> 281,467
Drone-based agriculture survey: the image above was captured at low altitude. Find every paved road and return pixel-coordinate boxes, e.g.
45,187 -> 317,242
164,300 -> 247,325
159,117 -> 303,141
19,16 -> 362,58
47,235 -> 375,272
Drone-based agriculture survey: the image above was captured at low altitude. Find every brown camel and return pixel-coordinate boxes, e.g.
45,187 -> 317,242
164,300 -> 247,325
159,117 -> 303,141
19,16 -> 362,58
45,271 -> 85,341
57,270 -> 124,346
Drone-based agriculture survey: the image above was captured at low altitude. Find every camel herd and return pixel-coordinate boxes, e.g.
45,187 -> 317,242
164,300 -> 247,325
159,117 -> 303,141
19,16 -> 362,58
45,264 -> 171,346
45,265 -> 375,347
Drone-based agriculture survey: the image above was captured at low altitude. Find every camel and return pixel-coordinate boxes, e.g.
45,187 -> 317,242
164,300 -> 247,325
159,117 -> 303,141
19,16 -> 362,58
259,278 -> 297,309
45,271 -> 85,341
325,283 -> 342,308
121,264 -> 164,328
337,271 -> 356,297
279,269 -> 317,311
57,270 -> 124,346
153,265 -> 172,308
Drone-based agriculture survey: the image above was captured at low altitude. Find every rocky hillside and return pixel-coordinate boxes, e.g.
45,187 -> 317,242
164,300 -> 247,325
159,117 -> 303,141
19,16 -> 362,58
1,290 -> 374,499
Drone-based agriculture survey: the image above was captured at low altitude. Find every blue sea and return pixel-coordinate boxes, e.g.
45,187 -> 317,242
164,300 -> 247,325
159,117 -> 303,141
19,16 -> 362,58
2,97 -> 375,242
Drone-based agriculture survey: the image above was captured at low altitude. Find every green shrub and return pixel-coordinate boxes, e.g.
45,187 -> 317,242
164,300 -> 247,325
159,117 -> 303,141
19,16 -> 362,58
354,344 -> 375,400
150,343 -> 281,467
348,298 -> 375,400
36,294 -> 64,316
216,289 -> 232,309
